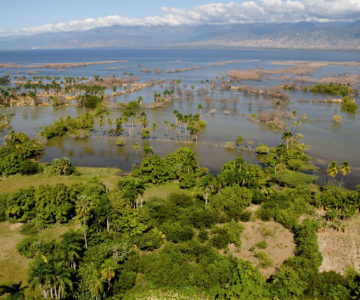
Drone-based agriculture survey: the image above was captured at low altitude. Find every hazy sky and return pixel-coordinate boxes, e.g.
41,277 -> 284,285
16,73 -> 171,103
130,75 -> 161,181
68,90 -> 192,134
1,0 -> 359,35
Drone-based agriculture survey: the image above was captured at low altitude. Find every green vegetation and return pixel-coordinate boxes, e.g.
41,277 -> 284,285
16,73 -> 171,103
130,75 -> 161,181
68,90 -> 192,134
0,113 -> 12,133
310,83 -> 353,97
0,166 -> 120,194
0,75 -> 10,85
83,95 -> 102,109
0,131 -> 43,176
255,143 -> 270,154
341,96 -> 358,113
1,140 -> 360,299
333,114 -> 343,123
40,113 -> 94,139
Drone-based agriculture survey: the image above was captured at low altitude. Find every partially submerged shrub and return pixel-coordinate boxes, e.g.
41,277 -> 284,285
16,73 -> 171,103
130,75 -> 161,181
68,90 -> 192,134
255,143 -> 270,154
224,141 -> 236,150
341,96 -> 358,113
333,115 -> 342,123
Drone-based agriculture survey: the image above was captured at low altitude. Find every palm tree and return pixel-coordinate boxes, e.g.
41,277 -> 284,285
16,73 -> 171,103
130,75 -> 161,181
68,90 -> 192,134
199,174 -> 216,206
133,143 -> 139,153
29,258 -> 72,299
106,117 -> 112,133
339,161 -> 351,187
197,104 -> 203,116
327,161 -> 338,183
137,96 -> 143,106
53,262 -> 73,299
122,115 -> 129,136
118,177 -> 146,209
101,260 -> 116,292
76,195 -> 91,249
275,100 -> 281,112
282,131 -> 293,150
60,230 -> 83,269
164,120 -> 169,135
0,282 -> 27,299
236,135 -> 244,148
151,123 -> 157,137
89,269 -> 104,300
170,123 -> 175,138
98,116 -> 104,136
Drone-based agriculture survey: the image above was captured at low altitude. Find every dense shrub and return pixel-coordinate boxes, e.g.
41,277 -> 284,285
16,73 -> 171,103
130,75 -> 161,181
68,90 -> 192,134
135,228 -> 163,251
255,143 -> 270,154
219,260 -> 269,299
341,96 -> 358,113
210,185 -> 252,220
16,237 -> 42,258
198,229 -> 209,243
133,148 -> 201,188
319,186 -> 359,220
189,208 -> 219,228
6,187 -> 36,222
310,83 -> 353,97
84,95 -> 102,109
257,189 -> 310,229
163,222 -> 194,243
141,128 -> 150,138
40,113 -> 94,139
211,228 -> 231,249
19,223 -> 39,235
40,121 -> 67,139
20,160 -> 41,175
51,157 -> 74,175
34,184 -> 75,224
0,194 -> 7,221
140,243 -> 235,291
0,152 -> 22,176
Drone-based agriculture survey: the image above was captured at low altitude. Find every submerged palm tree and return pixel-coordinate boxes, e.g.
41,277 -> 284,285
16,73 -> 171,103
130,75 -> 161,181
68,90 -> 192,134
163,120 -> 169,135
98,116 -> 104,136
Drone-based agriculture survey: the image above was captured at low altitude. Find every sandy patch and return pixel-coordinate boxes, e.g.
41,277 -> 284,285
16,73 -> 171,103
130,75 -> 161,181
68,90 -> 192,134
9,223 -> 23,231
224,220 -> 295,278
318,215 -> 360,274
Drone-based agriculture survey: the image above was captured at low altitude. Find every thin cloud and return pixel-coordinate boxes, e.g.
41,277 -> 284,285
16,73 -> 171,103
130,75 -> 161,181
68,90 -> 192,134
19,0 -> 360,35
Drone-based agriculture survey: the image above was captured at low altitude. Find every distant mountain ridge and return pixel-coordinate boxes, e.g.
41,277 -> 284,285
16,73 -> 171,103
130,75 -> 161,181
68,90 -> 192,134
0,22 -> 360,50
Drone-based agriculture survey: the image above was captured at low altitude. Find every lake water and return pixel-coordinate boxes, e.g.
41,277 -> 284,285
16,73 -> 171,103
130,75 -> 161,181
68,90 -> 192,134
0,49 -> 359,187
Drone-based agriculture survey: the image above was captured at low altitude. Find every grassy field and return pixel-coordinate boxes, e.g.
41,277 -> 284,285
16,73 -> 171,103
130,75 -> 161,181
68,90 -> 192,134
0,222 -> 30,285
0,221 -> 76,285
0,166 -> 121,195
143,182 -> 190,201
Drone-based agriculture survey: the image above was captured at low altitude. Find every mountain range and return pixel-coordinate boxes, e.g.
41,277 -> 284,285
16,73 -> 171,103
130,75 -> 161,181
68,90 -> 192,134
1,21 -> 360,50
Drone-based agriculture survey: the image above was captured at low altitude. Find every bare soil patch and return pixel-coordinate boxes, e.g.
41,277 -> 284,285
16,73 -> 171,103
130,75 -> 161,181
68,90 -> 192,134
318,215 -> 360,275
224,219 -> 295,278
